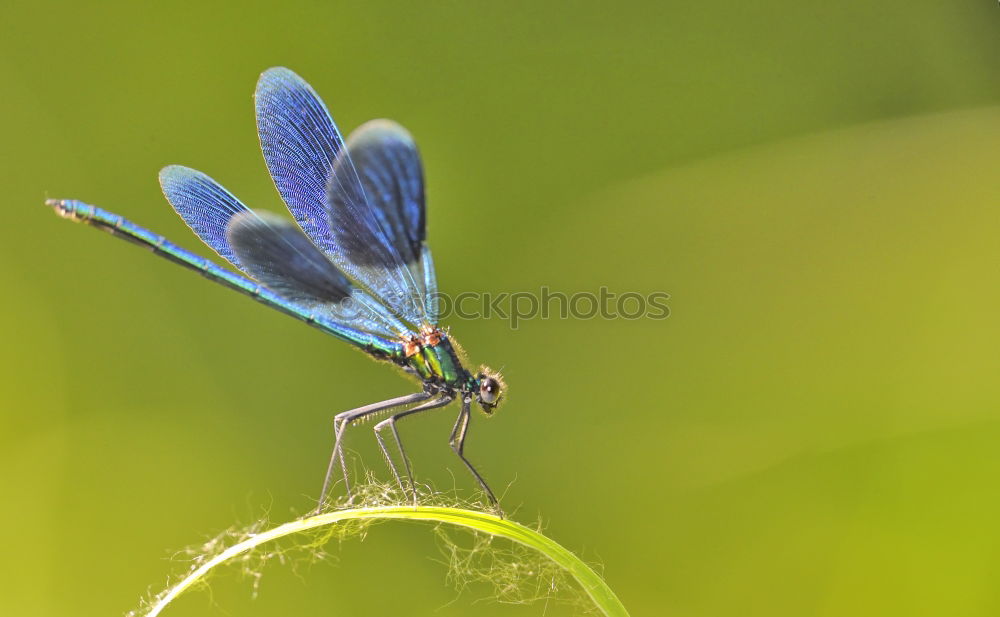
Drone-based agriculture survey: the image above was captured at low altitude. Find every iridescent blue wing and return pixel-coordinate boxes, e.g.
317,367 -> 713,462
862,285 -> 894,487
226,209 -> 352,304
255,68 -> 339,256
255,67 -> 437,327
159,165 -> 407,339
226,210 -> 410,336
327,120 -> 438,324
160,165 -> 248,267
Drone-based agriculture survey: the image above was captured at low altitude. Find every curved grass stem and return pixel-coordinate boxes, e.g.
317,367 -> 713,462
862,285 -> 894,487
144,505 -> 629,617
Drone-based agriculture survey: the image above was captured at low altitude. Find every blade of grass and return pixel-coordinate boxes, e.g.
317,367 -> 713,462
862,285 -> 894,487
143,505 -> 629,617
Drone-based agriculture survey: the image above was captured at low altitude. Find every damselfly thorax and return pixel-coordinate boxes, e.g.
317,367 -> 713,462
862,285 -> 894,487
401,326 -> 466,384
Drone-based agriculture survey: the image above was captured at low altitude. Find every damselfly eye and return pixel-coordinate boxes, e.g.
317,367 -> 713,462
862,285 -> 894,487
479,377 -> 500,405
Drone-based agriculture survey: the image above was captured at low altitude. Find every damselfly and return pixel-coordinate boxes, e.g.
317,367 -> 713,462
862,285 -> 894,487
47,67 -> 505,512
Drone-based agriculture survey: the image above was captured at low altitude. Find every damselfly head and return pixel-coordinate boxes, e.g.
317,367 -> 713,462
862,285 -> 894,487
475,366 -> 505,415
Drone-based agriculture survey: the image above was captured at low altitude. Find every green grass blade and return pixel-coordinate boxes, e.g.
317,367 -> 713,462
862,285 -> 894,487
143,505 -> 630,617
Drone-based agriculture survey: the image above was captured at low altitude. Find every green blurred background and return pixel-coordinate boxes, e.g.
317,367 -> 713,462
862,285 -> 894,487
3,1 -> 1000,615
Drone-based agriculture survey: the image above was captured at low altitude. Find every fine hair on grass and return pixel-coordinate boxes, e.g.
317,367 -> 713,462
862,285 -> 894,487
132,478 -> 630,617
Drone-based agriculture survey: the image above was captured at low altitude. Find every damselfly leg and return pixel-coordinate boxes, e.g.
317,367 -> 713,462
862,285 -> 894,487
318,391 -> 432,512
374,395 -> 455,504
450,398 -> 500,510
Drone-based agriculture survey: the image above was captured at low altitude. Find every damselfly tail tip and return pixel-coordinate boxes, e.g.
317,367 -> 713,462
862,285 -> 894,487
45,199 -> 76,219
